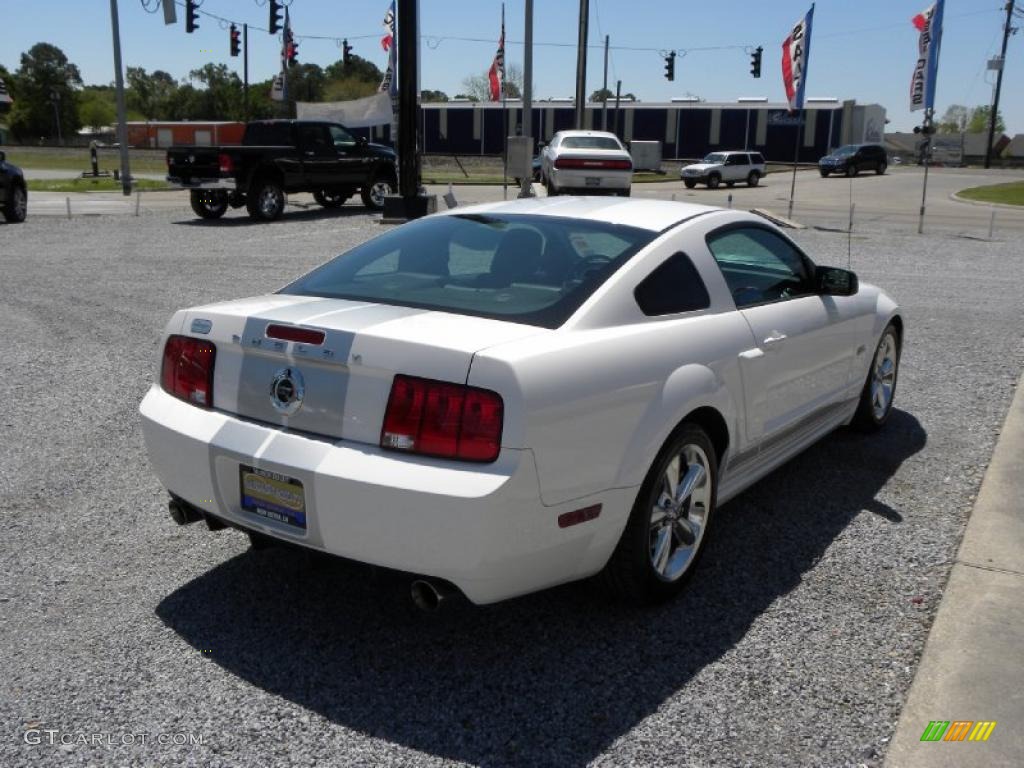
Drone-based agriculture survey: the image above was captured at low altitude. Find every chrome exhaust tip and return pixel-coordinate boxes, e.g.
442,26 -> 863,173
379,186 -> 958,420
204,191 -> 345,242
410,579 -> 450,612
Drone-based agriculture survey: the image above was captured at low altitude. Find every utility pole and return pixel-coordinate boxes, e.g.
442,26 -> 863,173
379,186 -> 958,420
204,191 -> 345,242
574,0 -> 589,128
109,0 -> 132,196
601,35 -> 609,130
519,0 -> 534,198
243,23 -> 249,122
985,0 -> 1015,168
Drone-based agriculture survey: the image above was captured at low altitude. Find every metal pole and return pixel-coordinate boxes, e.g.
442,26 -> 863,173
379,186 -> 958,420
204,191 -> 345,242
574,0 -> 590,129
984,0 -> 1014,168
109,0 -> 132,196
787,111 -> 803,220
501,3 -> 508,200
918,109 -> 933,234
243,23 -> 249,122
601,35 -> 609,130
614,79 -> 622,138
519,0 -> 534,198
51,93 -> 63,145
396,0 -> 422,199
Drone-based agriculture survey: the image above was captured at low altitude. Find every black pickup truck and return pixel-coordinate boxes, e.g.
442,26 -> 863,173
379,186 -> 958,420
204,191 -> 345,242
167,120 -> 397,222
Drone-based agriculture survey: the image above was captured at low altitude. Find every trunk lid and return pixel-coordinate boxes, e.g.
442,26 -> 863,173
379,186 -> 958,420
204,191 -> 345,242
180,295 -> 544,445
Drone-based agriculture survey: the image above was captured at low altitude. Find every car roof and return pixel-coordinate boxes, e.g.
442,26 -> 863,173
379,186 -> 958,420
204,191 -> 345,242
432,196 -> 724,233
553,130 -> 621,139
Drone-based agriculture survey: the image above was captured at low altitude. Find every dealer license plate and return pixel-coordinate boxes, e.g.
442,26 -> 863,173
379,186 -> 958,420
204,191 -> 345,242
585,177 -> 601,187
239,465 -> 307,529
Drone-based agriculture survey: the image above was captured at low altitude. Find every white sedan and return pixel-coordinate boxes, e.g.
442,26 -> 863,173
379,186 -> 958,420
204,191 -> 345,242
140,197 -> 901,607
540,130 -> 633,196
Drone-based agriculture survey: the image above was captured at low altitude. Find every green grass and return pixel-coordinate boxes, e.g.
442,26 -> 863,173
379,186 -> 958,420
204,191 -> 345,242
3,147 -> 168,174
26,177 -> 172,193
956,181 -> 1024,206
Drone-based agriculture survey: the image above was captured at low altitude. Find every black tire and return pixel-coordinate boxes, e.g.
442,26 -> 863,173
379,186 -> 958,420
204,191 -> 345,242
3,184 -> 27,223
683,179 -> 697,189
707,173 -> 721,189
601,422 -> 718,604
547,178 -> 560,196
852,323 -> 901,431
876,161 -> 887,175
845,164 -> 858,178
360,176 -> 395,211
619,187 -> 631,197
189,190 -> 228,220
313,189 -> 349,208
246,177 -> 286,222
819,170 -> 829,178
747,171 -> 760,187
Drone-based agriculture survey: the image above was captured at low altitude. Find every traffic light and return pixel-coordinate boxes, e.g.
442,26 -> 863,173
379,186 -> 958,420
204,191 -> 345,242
343,39 -> 353,65
664,52 -> 676,82
750,46 -> 763,78
185,0 -> 198,34
286,34 -> 298,67
269,0 -> 282,35
230,24 -> 241,57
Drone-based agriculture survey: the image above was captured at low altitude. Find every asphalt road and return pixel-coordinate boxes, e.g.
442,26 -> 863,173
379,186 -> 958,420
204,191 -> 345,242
1,207 -> 1022,767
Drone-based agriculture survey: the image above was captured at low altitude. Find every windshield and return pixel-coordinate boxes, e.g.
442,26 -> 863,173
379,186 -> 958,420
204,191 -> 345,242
280,214 -> 656,329
834,145 -> 858,156
561,136 -> 623,150
702,153 -> 726,164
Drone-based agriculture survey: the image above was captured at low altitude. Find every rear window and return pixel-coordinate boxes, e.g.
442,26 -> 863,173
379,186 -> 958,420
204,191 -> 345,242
243,122 -> 293,145
280,214 -> 656,328
561,136 -> 623,150
750,153 -> 765,164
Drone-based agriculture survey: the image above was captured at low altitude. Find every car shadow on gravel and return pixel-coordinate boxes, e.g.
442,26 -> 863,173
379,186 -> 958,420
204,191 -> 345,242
172,205 -> 378,227
156,409 -> 925,767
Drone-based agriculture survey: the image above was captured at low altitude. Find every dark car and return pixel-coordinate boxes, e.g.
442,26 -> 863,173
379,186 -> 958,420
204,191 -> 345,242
0,150 -> 27,223
818,144 -> 888,177
167,120 -> 398,222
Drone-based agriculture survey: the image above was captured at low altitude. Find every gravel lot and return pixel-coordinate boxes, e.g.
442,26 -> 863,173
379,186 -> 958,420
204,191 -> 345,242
1,204 -> 1022,768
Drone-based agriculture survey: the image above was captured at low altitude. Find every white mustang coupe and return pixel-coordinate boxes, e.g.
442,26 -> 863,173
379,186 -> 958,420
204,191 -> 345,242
140,197 -> 901,607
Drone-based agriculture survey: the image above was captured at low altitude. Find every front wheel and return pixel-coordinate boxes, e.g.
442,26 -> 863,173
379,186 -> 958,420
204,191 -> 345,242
852,323 -> 900,431
819,170 -> 830,178
246,178 -> 286,222
190,190 -> 228,220
313,189 -> 349,208
3,184 -> 27,223
361,176 -> 395,211
683,179 -> 697,189
601,423 -> 717,604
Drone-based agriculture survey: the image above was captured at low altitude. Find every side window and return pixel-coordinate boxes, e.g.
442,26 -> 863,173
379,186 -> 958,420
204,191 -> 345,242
706,227 -> 814,308
750,153 -> 765,165
299,125 -> 332,155
329,125 -> 357,150
725,155 -> 742,166
634,252 -> 710,316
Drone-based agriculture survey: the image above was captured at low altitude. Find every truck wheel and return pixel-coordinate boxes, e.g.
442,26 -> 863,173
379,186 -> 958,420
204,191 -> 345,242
707,173 -> 721,189
747,171 -> 760,187
313,190 -> 349,208
360,177 -> 395,211
683,179 -> 697,189
246,178 -> 286,221
3,184 -> 27,223
189,190 -> 228,220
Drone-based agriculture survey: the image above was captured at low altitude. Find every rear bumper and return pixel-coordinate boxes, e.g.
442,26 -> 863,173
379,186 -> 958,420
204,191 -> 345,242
168,176 -> 237,191
139,386 -> 631,604
549,168 -> 632,192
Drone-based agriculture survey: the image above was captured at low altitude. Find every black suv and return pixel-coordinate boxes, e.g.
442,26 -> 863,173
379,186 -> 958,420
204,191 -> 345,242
0,150 -> 27,223
818,144 -> 887,178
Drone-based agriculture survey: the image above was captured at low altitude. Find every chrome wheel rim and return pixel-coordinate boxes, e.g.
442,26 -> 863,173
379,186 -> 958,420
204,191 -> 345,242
369,181 -> 391,207
14,188 -> 26,218
871,332 -> 898,420
649,443 -> 711,582
259,187 -> 280,216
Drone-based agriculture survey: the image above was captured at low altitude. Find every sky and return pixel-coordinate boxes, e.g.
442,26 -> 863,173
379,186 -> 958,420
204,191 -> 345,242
2,0 -> 1021,134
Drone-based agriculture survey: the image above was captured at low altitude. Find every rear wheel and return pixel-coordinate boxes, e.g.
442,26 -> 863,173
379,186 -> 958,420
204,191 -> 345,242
189,190 -> 228,219
853,323 -> 900,431
601,423 -> 717,604
313,189 -> 349,208
360,176 -> 395,211
618,187 -> 631,197
876,161 -> 887,175
3,184 -> 27,223
246,178 -> 286,222
683,179 -> 697,189
707,173 -> 721,189
747,171 -> 760,187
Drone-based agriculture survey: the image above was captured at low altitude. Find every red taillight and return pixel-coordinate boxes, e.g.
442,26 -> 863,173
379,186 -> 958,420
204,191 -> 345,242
265,324 -> 325,345
381,375 -> 503,463
161,335 -> 216,408
218,153 -> 234,174
554,157 -> 632,171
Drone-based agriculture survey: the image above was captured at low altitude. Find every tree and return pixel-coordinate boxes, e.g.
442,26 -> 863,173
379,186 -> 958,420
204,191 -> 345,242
590,88 -> 614,102
461,63 -> 524,101
187,63 -> 245,120
9,42 -> 82,142
126,67 -> 177,120
421,89 -> 449,102
967,105 -> 1005,134
936,104 -> 969,133
78,88 -> 115,128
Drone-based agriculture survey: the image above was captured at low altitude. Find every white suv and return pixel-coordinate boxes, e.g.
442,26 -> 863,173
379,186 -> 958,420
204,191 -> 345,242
680,151 -> 766,189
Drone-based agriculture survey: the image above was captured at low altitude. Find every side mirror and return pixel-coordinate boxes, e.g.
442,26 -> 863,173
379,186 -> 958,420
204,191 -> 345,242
816,266 -> 858,296
357,135 -> 368,147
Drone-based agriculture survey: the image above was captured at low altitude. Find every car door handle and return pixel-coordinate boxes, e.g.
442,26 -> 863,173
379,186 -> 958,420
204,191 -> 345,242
763,331 -> 787,349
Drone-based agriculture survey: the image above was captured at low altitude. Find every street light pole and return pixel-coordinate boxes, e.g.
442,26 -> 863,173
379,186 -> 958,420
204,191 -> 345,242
601,35 -> 609,130
518,0 -> 534,198
109,0 -> 132,196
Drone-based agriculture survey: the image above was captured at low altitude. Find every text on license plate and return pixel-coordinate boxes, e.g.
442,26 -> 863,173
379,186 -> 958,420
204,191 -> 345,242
239,465 -> 306,529
585,177 -> 601,186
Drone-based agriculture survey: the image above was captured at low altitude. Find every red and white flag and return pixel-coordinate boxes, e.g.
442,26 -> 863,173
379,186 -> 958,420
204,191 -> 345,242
488,7 -> 505,101
381,1 -> 395,52
781,5 -> 814,111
